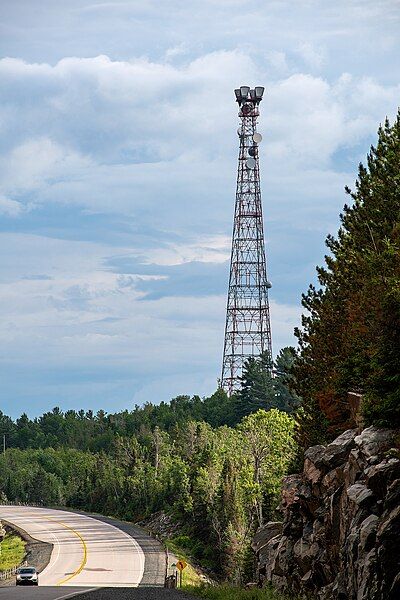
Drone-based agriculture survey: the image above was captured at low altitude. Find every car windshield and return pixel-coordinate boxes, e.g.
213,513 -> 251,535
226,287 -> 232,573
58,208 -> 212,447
18,568 -> 36,574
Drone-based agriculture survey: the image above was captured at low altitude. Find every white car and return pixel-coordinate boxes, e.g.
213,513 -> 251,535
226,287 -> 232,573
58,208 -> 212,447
16,566 -> 39,586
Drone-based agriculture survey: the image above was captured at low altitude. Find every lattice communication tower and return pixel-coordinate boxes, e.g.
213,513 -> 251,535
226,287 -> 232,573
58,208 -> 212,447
221,86 -> 272,395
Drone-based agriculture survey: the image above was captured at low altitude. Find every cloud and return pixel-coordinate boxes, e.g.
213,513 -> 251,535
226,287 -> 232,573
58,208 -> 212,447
0,195 -> 23,216
0,53 -> 398,226
0,228 -> 299,415
0,137 -> 92,197
267,50 -> 289,73
297,42 -> 326,70
0,0 -> 399,417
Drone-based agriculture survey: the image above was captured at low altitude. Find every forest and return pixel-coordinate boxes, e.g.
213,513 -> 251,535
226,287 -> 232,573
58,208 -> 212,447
0,349 -> 298,582
0,113 -> 399,585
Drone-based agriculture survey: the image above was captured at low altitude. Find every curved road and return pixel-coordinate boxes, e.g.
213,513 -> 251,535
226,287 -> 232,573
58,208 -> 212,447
0,505 -> 171,599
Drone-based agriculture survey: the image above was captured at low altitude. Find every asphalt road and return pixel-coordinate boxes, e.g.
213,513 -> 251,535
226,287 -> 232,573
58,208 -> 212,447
0,587 -> 95,599
0,588 -> 197,599
0,506 -> 174,598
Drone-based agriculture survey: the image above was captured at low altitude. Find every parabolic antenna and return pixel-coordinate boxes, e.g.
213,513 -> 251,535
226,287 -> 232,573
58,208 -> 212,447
248,146 -> 256,157
253,132 -> 262,143
241,103 -> 253,116
237,127 -> 243,136
245,157 -> 256,169
266,280 -> 272,289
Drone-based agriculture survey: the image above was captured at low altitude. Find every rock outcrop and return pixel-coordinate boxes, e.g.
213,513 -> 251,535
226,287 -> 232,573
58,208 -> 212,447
252,426 -> 400,599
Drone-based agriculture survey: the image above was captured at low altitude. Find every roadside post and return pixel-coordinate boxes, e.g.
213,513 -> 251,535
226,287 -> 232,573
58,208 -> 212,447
176,559 -> 187,587
0,521 -> 5,556
165,563 -> 178,588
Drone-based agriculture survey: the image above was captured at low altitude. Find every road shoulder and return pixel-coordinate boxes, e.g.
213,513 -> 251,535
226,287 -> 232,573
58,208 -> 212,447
67,510 -> 167,587
0,519 -> 53,587
67,588 -> 198,599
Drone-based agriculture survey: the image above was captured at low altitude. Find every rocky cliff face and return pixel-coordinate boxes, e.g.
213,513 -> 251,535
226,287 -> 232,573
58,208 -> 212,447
252,426 -> 400,599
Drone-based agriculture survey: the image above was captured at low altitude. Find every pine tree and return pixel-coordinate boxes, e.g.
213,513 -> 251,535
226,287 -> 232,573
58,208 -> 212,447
294,112 -> 400,439
233,351 -> 275,420
273,346 -> 302,413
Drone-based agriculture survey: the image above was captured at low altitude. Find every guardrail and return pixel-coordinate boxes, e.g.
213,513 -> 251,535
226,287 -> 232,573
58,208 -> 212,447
0,509 -> 31,581
0,501 -> 43,507
0,561 -> 27,581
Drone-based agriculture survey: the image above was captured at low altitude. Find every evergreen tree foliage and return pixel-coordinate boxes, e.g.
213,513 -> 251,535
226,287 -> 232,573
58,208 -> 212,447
273,347 -> 302,413
233,348 -> 301,421
233,351 -> 275,420
294,112 -> 400,439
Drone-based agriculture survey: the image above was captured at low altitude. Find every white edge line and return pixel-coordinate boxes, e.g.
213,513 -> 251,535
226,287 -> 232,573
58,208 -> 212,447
54,588 -> 98,600
0,510 -> 62,580
1,507 -> 145,586
46,509 -> 145,586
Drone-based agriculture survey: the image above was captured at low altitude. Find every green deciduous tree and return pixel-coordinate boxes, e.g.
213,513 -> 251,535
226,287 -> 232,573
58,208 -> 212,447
239,409 -> 296,527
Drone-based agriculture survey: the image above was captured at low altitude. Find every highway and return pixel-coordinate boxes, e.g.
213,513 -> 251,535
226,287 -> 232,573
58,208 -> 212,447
0,505 -> 171,599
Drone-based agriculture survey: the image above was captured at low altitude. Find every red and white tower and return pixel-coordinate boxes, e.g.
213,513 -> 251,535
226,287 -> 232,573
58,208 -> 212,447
221,86 -> 272,395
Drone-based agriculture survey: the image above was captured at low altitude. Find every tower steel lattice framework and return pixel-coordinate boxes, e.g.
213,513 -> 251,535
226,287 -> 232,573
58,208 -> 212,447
221,86 -> 272,395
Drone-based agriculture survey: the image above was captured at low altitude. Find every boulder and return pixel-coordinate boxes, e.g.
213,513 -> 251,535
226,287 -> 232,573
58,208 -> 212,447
384,478 -> 400,512
253,425 -> 400,600
304,445 -> 327,483
280,474 -> 304,509
359,514 -> 378,552
252,522 -> 282,553
323,429 -> 357,468
272,536 -> 294,577
354,426 -> 396,458
258,535 -> 280,580
365,458 -> 400,497
346,483 -> 375,507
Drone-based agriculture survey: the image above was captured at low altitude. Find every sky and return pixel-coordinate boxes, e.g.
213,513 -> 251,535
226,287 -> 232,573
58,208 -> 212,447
0,0 -> 399,419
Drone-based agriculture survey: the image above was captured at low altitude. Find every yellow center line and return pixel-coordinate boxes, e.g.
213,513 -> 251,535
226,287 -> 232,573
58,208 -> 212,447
38,515 -> 88,586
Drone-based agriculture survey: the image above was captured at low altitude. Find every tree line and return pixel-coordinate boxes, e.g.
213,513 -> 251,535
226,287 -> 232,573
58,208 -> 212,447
0,351 -> 298,582
0,347 -> 299,453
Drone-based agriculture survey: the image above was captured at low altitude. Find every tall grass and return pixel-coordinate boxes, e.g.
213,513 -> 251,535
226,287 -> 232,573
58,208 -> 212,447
184,584 -> 302,600
0,533 -> 26,571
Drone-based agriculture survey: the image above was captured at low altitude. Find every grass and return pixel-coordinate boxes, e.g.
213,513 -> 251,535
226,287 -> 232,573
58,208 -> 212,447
164,534 -> 301,598
0,533 -> 26,571
165,538 -> 204,587
183,584 -> 302,600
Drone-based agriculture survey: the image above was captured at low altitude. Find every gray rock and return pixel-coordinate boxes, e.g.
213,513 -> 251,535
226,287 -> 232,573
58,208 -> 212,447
356,548 -> 378,600
272,536 -> 294,577
354,426 -> 396,458
377,504 -> 400,540
293,538 -> 313,574
280,474 -> 304,508
252,522 -> 282,553
365,458 -> 400,498
384,478 -> 400,511
253,426 -> 400,600
347,483 -> 374,506
323,429 -> 358,467
304,445 -> 326,483
258,535 -> 280,579
388,571 -> 400,600
359,515 -> 378,552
